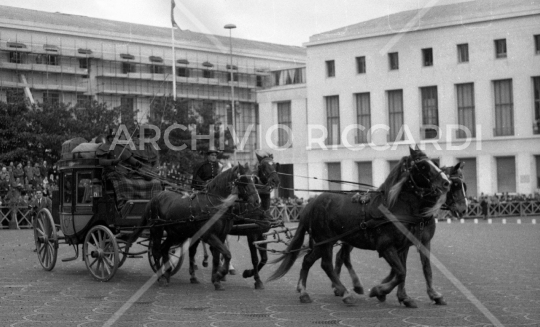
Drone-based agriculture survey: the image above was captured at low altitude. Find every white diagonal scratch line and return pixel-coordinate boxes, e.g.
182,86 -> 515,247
378,205 -> 504,327
379,0 -> 441,55
174,2 -> 229,54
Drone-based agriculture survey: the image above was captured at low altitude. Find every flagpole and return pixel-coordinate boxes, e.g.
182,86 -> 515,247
171,0 -> 177,100
171,27 -> 176,100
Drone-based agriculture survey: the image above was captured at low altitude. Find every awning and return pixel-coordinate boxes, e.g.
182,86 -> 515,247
120,53 -> 135,60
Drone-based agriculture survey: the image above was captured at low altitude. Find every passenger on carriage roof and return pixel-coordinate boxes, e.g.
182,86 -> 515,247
191,149 -> 222,191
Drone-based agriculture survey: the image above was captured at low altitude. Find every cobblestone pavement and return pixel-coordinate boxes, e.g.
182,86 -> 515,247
0,217 -> 538,327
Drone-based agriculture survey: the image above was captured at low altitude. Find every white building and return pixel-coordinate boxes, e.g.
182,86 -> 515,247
0,5 -> 305,162
258,0 -> 540,199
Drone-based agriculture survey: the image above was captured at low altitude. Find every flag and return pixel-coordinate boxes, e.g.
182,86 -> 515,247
171,0 -> 178,28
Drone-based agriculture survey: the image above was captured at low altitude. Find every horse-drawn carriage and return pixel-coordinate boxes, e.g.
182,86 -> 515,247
32,153 -> 172,281
33,140 -> 280,286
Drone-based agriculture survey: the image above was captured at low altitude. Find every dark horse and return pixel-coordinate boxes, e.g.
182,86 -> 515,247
190,151 -> 281,289
333,162 -> 468,307
128,163 -> 260,290
267,147 -> 450,306
231,151 -> 281,289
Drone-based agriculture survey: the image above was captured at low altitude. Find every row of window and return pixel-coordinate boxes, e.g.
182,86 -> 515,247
324,154 -> 540,195
275,77 -> 540,147
6,52 -> 264,86
325,35 -> 540,76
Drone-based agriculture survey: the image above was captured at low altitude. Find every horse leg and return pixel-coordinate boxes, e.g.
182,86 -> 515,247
334,244 -> 364,296
201,241 -> 209,267
420,240 -> 446,305
157,234 -> 176,287
225,238 -> 236,275
317,243 -> 356,305
206,234 -> 231,291
243,233 -> 265,289
395,247 -> 417,308
189,239 -> 201,284
369,247 -> 414,307
295,246 -> 324,304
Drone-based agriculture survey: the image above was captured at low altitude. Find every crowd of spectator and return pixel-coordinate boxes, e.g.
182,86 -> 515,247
0,160 -> 58,209
468,192 -> 540,204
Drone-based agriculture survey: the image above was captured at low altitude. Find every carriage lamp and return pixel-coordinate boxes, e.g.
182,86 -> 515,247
92,178 -> 102,198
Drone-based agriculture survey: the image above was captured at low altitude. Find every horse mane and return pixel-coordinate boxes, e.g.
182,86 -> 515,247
204,166 -> 238,206
377,156 -> 410,208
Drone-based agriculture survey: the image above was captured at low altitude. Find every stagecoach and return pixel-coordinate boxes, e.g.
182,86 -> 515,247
33,143 -> 184,282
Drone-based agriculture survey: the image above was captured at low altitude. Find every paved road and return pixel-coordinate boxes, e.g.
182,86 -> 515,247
0,217 -> 538,327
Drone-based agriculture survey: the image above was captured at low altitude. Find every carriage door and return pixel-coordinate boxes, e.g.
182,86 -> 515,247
71,171 -> 94,234
60,172 -> 75,236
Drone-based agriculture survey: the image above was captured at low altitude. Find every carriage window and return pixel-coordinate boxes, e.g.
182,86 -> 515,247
77,172 -> 93,204
63,173 -> 72,204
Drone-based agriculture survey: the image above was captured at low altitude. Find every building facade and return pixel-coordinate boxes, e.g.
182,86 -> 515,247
258,0 -> 540,199
0,5 -> 305,162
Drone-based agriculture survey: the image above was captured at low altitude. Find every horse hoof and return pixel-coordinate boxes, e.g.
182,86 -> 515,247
433,297 -> 447,305
243,270 -> 253,279
333,289 -> 340,297
254,281 -> 264,290
299,294 -> 312,303
158,278 -> 169,287
369,288 -> 386,302
399,299 -> 418,308
342,293 -> 356,305
229,269 -> 236,275
214,283 -> 225,291
190,277 -> 200,284
353,287 -> 364,295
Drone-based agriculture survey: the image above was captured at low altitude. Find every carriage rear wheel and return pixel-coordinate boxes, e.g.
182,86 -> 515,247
83,225 -> 119,282
33,209 -> 58,271
147,238 -> 183,277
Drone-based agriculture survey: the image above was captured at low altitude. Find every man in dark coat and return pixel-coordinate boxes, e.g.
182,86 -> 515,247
191,150 -> 221,190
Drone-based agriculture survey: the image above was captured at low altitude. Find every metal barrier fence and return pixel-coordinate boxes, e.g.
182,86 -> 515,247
2,201 -> 539,228
0,206 -> 34,229
269,201 -> 540,222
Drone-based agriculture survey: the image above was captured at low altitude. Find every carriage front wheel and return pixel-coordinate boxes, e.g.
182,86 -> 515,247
147,238 -> 183,277
33,209 -> 58,271
83,225 -> 119,282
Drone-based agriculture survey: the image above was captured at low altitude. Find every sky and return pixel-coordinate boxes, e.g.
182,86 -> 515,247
0,0 -> 473,46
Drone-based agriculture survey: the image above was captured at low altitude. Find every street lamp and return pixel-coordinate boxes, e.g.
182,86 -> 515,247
224,24 -> 236,160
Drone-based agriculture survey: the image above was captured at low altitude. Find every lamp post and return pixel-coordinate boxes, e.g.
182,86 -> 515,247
224,24 -> 236,160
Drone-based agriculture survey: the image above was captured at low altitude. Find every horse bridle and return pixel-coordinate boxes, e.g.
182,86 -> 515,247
406,158 -> 449,198
257,158 -> 279,191
443,176 -> 467,210
230,174 -> 259,203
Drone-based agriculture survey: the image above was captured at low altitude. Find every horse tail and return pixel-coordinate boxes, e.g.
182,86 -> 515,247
266,204 -> 312,282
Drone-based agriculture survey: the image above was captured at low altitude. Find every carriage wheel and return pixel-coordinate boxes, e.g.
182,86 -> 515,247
83,225 -> 119,282
33,209 -> 58,271
147,238 -> 183,277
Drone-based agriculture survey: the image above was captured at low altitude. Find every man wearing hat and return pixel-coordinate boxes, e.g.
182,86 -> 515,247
191,149 -> 222,190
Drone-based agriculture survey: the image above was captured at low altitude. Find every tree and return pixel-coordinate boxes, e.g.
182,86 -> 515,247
146,97 -> 220,174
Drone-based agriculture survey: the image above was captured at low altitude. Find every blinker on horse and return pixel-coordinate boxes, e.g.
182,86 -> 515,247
267,147 -> 450,306
128,163 -> 260,290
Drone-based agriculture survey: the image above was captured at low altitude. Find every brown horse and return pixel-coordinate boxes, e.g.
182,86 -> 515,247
267,147 -> 450,306
334,162 -> 468,307
128,163 -> 260,289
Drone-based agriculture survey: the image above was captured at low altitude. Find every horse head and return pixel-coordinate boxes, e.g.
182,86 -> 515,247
256,152 -> 280,191
442,162 -> 468,218
230,163 -> 261,207
406,146 -> 450,197
380,146 -> 450,216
